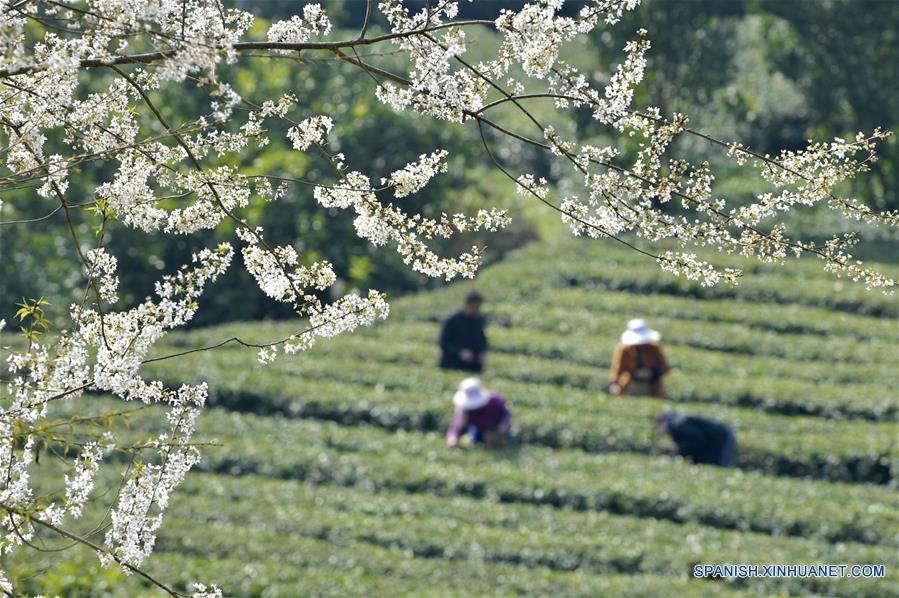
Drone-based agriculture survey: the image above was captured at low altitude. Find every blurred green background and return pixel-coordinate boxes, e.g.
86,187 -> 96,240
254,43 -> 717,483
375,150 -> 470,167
2,0 -> 896,322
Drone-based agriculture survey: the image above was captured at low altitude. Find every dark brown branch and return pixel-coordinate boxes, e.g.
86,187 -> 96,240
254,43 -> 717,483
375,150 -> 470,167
107,65 -> 307,304
0,20 -> 494,78
1,503 -> 184,596
141,302 -> 373,364
475,119 -> 657,261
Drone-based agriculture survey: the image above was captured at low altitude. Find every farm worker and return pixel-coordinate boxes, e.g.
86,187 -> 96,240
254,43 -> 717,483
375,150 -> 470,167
653,411 -> 738,467
446,378 -> 512,448
609,319 -> 670,398
438,291 -> 488,372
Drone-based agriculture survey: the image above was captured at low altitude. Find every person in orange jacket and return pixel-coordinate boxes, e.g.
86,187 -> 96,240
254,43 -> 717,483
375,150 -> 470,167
609,319 -> 670,398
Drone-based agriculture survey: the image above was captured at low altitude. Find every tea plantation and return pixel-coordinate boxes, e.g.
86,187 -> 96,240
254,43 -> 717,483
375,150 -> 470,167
6,237 -> 898,596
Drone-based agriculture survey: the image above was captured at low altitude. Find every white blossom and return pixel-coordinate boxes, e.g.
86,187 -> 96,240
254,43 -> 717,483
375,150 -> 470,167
267,5 -> 332,45
86,248 -> 120,304
287,115 -> 334,151
191,583 -> 223,598
385,150 -> 448,198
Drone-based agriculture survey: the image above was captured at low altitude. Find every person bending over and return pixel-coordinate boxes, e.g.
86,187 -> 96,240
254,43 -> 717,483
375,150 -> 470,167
446,378 -> 512,448
653,411 -> 738,467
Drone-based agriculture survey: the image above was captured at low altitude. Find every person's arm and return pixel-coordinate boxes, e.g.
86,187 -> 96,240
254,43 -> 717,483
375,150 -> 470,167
657,345 -> 670,376
609,344 -> 631,395
492,396 -> 512,433
446,409 -> 468,447
439,316 -> 460,356
476,318 -> 488,353
610,344 -> 623,380
498,408 -> 512,434
472,318 -> 488,365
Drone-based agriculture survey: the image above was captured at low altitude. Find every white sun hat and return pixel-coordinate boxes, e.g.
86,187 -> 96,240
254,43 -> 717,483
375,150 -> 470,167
453,377 -> 491,410
620,319 -> 661,345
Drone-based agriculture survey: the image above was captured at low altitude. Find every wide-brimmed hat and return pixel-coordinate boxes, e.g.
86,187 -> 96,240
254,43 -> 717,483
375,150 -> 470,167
453,377 -> 491,410
621,319 -> 661,345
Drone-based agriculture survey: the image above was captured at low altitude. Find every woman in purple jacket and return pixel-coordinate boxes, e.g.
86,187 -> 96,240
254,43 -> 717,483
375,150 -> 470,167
446,378 -> 512,448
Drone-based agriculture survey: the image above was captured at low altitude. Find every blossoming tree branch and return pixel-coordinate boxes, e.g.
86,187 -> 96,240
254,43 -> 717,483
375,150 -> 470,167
0,0 -> 894,594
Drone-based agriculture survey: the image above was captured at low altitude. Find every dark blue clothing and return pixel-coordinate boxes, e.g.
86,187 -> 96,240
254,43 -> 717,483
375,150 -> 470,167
438,310 -> 487,372
668,414 -> 737,467
467,425 -> 515,446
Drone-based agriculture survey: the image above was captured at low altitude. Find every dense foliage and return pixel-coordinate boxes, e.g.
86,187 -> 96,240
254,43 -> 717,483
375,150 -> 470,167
2,1 -> 897,324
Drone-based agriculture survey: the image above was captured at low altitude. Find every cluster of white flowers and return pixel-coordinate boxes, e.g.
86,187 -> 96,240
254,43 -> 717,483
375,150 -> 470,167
259,290 -> 390,364
1,242 -> 232,581
287,115 -> 334,151
495,1 -> 583,78
103,383 -> 209,568
238,226 -> 337,307
0,0 -> 894,592
313,165 -> 506,280
63,442 -> 104,520
589,31 -> 650,127
376,1 -> 489,122
385,150 -> 449,198
516,174 -> 550,199
267,4 -> 333,45
190,583 -> 223,598
657,251 -> 742,287
86,248 -> 120,304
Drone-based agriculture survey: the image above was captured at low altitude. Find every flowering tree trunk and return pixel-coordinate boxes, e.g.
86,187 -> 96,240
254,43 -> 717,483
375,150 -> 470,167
0,1 -> 893,595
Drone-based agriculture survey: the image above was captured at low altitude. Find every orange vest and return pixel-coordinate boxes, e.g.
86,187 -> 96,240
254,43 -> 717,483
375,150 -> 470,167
610,342 -> 670,398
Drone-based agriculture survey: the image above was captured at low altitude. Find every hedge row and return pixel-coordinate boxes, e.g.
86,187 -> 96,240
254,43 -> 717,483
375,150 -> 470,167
151,472 -> 897,597
294,324 -> 897,419
161,318 -> 897,420
170,318 -> 897,388
397,283 -> 895,342
144,350 -> 898,484
391,302 -> 896,365
167,301 -> 896,366
17,436 -> 858,597
62,398 -> 897,547
492,238 -> 899,318
8,510 -> 755,598
190,412 -> 899,547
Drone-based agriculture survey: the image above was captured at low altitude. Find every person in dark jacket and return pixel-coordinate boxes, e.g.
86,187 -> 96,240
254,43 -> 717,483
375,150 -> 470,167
446,378 -> 512,448
653,411 -> 737,467
438,291 -> 487,372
